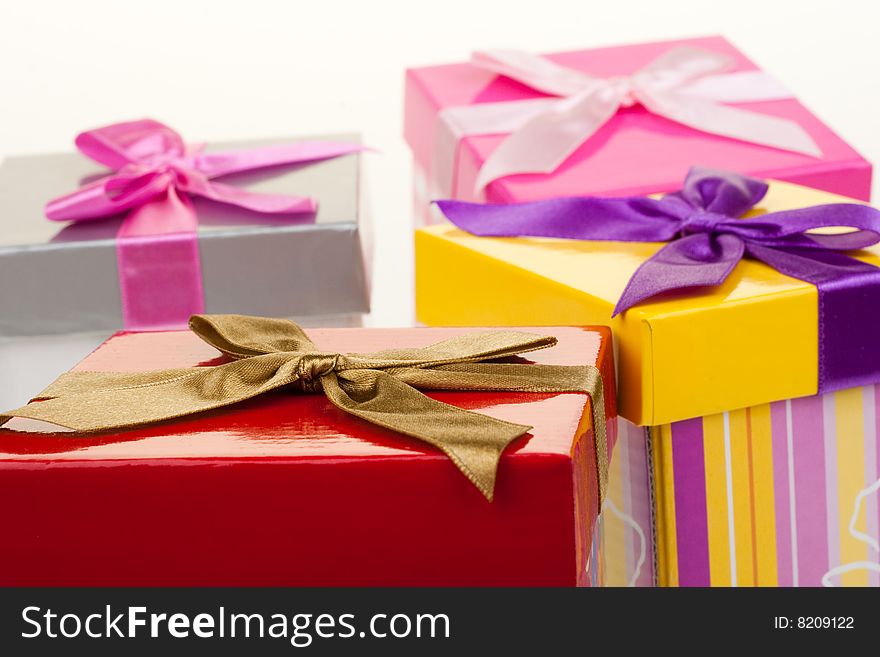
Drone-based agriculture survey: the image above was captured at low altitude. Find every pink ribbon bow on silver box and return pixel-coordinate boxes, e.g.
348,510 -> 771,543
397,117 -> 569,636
45,119 -> 363,330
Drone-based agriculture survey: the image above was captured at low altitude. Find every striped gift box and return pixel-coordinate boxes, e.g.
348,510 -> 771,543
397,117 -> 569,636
599,386 -> 880,587
596,420 -> 654,587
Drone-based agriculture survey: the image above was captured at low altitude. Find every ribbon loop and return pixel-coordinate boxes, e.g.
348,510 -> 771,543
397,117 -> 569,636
676,165 -> 769,215
189,313 -> 319,358
633,45 -> 733,90
1,315 -> 609,504
74,119 -> 186,169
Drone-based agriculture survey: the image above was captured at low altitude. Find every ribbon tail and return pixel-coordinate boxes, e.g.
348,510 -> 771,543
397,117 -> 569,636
0,354 -> 300,433
324,369 -> 530,501
387,363 -> 609,503
45,171 -> 174,223
680,70 -> 797,103
638,89 -> 822,158
614,233 -> 745,316
348,330 -> 557,367
385,362 -> 594,392
41,369 -> 201,397
436,196 -> 680,241
193,141 -> 364,178
734,203 -> 880,245
474,87 -> 621,194
186,179 -> 317,215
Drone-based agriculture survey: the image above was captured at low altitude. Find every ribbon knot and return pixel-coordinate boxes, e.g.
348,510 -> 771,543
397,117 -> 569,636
106,159 -> 201,205
679,209 -> 726,238
604,76 -> 638,107
297,353 -> 341,392
1,315 -> 609,504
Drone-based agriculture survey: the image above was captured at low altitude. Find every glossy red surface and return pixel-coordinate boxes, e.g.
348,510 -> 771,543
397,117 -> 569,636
0,326 -> 615,586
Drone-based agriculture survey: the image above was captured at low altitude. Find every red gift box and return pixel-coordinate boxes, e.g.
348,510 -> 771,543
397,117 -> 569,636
0,325 -> 615,586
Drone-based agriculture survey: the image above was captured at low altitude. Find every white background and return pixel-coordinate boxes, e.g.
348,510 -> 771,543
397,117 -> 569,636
1,0 -> 879,406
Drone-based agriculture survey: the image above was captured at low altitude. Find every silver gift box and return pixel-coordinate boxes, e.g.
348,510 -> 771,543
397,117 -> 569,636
0,134 -> 370,337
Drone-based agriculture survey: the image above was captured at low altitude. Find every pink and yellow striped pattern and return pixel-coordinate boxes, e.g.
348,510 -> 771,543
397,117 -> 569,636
603,384 -> 880,587
597,420 -> 654,587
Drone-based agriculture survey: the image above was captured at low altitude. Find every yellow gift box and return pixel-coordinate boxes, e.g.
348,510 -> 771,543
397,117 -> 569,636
416,181 -> 880,427
418,180 -> 880,588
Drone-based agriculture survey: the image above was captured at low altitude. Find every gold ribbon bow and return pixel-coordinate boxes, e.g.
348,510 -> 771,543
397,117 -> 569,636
0,314 -> 608,502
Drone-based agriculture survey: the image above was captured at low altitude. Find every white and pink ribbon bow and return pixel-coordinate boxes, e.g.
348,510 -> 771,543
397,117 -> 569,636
433,46 -> 822,196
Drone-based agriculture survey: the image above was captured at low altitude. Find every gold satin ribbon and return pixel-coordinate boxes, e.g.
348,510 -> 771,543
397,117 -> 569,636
0,314 -> 608,502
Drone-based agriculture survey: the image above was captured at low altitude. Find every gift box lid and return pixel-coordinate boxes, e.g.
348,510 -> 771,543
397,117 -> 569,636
404,35 -> 872,203
0,133 -> 369,337
0,324 -> 616,586
416,181 -> 880,426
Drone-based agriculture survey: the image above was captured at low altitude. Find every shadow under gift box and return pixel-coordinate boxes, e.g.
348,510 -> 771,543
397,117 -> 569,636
405,35 -> 872,227
0,134 -> 370,338
0,325 -> 616,586
416,182 -> 880,587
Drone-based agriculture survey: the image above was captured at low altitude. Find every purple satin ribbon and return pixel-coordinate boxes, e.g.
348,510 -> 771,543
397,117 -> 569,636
45,119 -> 362,330
437,167 -> 880,393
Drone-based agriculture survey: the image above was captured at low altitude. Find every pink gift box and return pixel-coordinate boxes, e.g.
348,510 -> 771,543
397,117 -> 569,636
404,35 -> 872,215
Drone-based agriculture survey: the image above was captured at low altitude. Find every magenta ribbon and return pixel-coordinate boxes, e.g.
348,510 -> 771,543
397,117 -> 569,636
45,119 -> 362,330
437,167 -> 880,393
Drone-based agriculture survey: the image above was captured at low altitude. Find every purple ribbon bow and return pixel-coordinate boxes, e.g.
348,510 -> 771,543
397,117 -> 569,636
44,119 -> 363,330
437,167 -> 880,393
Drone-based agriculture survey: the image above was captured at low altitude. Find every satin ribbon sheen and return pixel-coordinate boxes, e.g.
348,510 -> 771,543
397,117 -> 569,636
45,120 -> 362,330
433,46 -> 822,196
0,315 -> 608,503
437,167 -> 880,393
